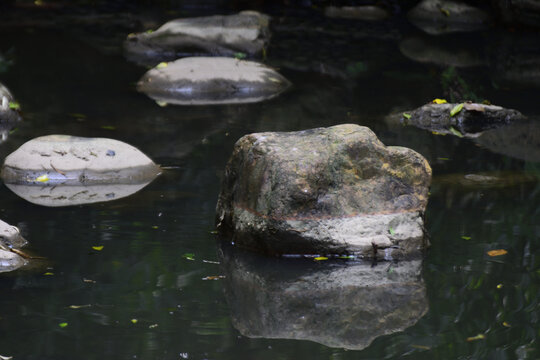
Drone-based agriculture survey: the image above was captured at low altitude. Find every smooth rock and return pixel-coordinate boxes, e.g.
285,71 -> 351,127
124,11 -> 270,66
216,124 -> 432,258
137,57 -> 291,105
324,6 -> 390,21
407,0 -> 492,35
404,102 -> 526,135
0,219 -> 27,273
1,135 -> 161,186
0,82 -> 22,142
220,244 -> 428,350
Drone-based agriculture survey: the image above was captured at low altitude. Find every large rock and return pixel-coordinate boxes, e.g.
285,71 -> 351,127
0,219 -> 27,273
216,124 -> 432,259
137,57 -> 291,106
407,0 -> 492,35
220,244 -> 428,350
403,102 -> 526,135
1,135 -> 161,205
124,11 -> 270,66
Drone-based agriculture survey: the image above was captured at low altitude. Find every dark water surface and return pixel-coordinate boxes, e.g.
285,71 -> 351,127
1,3 -> 539,359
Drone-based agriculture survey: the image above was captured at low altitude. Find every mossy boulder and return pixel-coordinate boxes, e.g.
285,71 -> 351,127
216,124 -> 432,259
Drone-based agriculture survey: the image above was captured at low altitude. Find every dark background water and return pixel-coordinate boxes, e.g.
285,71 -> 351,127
1,1 -> 539,359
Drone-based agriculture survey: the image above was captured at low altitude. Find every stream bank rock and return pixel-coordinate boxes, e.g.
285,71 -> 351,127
407,0 -> 492,35
0,219 -> 27,273
220,244 -> 428,350
137,57 -> 291,105
1,135 -> 161,206
216,124 -> 432,259
124,11 -> 270,66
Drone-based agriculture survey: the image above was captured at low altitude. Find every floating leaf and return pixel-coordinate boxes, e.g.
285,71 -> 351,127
202,275 -> 225,280
209,230 -> 218,234
402,112 -> 411,119
440,7 -> 450,16
101,125 -> 116,130
43,272 -> 54,276
156,101 -> 168,107
496,284 -> 503,289
68,113 -> 86,119
431,131 -> 446,136
449,126 -> 464,138
131,319 -> 138,324
314,256 -> 328,261
388,227 -> 396,236
466,334 -> 485,342
145,29 -> 154,34
437,157 -> 450,161
36,174 -> 49,183
234,52 -> 247,59
149,324 -> 159,329
183,253 -> 195,261
34,0 -> 44,5
488,249 -> 508,257
58,322 -> 68,328
151,226 -> 159,229
450,103 -> 464,117
156,62 -> 168,69
8,101 -> 20,110
502,322 -> 511,327
69,304 -> 91,309
83,278 -> 96,283
432,98 -> 447,104
92,246 -> 104,251
461,236 -> 471,240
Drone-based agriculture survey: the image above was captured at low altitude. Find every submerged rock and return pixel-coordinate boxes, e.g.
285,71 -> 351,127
404,102 -> 526,135
0,219 -> 27,273
0,83 -> 22,142
1,135 -> 161,205
324,6 -> 390,21
407,0 -> 492,35
220,244 -> 428,350
216,124 -> 432,259
137,57 -> 291,106
124,11 -> 270,66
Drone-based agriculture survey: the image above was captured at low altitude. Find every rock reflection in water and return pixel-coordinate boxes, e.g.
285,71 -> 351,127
219,244 -> 428,350
4,180 -> 155,207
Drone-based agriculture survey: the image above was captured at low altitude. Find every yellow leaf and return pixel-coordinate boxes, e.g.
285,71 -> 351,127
43,272 -> 54,276
69,304 -> 91,309
156,62 -> 168,69
131,319 -> 138,324
36,174 -> 49,183
450,103 -> 464,117
466,334 -> 485,342
58,322 -> 68,328
497,284 -> 503,289
432,98 -> 447,104
314,256 -> 328,261
503,322 -> 511,327
92,246 -> 104,251
487,249 -> 508,257
431,131 -> 446,136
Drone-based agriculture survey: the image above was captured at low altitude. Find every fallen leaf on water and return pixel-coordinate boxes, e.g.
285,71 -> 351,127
461,236 -> 471,240
402,112 -> 412,119
36,174 -> 49,183
156,101 -> 168,107
156,62 -> 168,69
437,157 -> 450,161
58,322 -> 68,328
497,284 -> 503,289
503,322 -> 511,327
487,249 -> 508,257
439,7 -> 450,16
83,278 -> 96,283
149,324 -> 159,329
450,103 -> 464,117
411,344 -> 431,350
101,125 -> 116,130
92,246 -> 104,251
43,272 -> 54,276
432,98 -> 447,104
69,304 -> 92,309
314,256 -> 328,261
131,319 -> 138,324
202,275 -> 225,281
466,334 -> 485,342
449,126 -> 464,138
8,101 -> 20,110
183,253 -> 195,261
431,131 -> 446,136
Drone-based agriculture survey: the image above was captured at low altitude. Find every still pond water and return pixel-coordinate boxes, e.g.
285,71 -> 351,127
1,4 -> 539,359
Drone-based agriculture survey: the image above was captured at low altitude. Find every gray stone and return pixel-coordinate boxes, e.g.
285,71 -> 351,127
124,11 -> 270,66
1,135 -> 161,187
216,124 -> 432,259
137,57 -> 291,106
220,244 -> 428,350
0,219 -> 27,273
404,102 -> 526,135
324,6 -> 390,21
0,82 -> 22,142
407,0 -> 492,35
